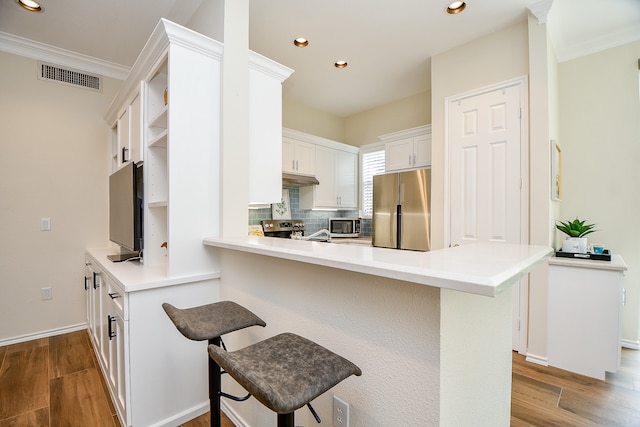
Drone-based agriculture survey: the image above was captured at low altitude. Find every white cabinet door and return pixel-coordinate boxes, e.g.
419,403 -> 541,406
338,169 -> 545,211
385,137 -> 414,171
413,133 -> 431,168
115,92 -> 142,170
301,147 -> 357,209
117,109 -> 130,167
548,262 -> 623,379
283,137 -> 316,175
128,93 -> 142,163
336,150 -> 358,208
314,146 -> 337,207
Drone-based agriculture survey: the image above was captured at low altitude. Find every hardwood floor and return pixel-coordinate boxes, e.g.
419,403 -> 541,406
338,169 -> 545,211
0,330 -> 231,427
1,330 -> 638,426
511,349 -> 640,426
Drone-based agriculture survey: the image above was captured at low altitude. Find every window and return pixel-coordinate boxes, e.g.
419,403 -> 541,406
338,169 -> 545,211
360,143 -> 385,218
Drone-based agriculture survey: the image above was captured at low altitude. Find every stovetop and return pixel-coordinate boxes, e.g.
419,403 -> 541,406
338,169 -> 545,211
261,219 -> 305,232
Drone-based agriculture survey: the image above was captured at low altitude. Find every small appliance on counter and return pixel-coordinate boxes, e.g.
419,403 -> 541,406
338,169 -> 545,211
329,217 -> 361,238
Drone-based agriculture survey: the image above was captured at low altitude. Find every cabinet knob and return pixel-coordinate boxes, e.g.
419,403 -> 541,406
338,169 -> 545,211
108,292 -> 121,299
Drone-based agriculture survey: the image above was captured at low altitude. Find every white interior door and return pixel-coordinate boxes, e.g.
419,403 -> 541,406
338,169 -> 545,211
448,80 -> 526,351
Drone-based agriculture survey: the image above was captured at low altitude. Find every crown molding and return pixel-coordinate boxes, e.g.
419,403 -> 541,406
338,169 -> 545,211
555,22 -> 640,63
528,0 -> 554,25
0,31 -> 129,80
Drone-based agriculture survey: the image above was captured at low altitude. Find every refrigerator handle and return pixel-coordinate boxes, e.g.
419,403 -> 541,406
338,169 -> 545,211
396,204 -> 402,249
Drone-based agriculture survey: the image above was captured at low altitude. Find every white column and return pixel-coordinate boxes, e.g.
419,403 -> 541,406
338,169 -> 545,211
221,0 -> 250,236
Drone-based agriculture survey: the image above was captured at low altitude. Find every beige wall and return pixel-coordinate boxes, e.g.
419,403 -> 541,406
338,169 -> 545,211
344,91 -> 431,146
282,97 -> 346,142
430,21 -> 530,250
0,51 -> 120,341
558,41 -> 640,346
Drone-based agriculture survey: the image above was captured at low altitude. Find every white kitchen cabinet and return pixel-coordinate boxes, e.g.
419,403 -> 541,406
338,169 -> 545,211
301,146 -> 357,209
248,55 -> 293,204
300,143 -> 358,210
380,124 -> 432,172
86,249 -> 220,427
112,89 -> 142,172
282,136 -> 316,176
547,255 -> 627,380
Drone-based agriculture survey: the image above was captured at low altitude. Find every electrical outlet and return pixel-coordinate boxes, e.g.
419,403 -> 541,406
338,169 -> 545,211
41,287 -> 53,300
333,395 -> 349,427
40,218 -> 51,231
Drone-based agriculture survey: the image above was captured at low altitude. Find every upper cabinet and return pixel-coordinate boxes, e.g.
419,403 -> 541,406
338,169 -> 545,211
248,53 -> 293,204
291,129 -> 359,210
380,125 -> 432,172
111,88 -> 142,171
282,136 -> 316,176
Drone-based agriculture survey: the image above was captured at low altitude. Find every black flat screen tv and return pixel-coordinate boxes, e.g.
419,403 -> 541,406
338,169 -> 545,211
108,162 -> 143,261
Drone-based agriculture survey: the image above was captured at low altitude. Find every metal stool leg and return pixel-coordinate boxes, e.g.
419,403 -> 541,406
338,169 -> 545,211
277,413 -> 294,427
209,337 -> 221,427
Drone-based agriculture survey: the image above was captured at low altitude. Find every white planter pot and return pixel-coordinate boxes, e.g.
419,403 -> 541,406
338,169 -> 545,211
562,237 -> 588,254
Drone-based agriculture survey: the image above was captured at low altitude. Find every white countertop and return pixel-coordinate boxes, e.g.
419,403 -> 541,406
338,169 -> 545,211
549,253 -> 627,271
203,236 -> 553,297
86,248 -> 221,292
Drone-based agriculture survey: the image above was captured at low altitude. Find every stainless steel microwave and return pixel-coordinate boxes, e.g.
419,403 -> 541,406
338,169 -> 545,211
329,218 -> 361,238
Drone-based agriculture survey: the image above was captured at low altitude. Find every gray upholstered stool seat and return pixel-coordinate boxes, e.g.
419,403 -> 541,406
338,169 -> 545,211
208,332 -> 361,426
162,301 -> 266,341
162,301 -> 266,427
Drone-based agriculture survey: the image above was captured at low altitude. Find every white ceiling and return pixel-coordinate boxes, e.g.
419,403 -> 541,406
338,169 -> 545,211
0,0 -> 638,117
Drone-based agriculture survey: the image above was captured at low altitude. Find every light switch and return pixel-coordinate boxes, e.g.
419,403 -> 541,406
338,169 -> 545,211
40,218 -> 51,231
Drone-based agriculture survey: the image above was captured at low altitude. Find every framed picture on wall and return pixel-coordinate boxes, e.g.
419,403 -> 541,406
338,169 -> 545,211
551,140 -> 562,201
272,189 -> 292,220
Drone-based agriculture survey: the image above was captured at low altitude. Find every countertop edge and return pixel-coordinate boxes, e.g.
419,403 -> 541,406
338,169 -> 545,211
86,248 -> 221,292
548,254 -> 627,271
204,237 -> 553,297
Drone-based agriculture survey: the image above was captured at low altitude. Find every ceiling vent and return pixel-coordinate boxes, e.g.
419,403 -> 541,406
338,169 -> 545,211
37,61 -> 102,92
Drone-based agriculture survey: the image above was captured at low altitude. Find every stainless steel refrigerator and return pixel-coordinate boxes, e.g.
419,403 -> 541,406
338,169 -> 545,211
372,169 -> 431,251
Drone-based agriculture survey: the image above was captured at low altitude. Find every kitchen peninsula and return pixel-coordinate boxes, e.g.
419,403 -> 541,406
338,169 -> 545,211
204,237 -> 552,426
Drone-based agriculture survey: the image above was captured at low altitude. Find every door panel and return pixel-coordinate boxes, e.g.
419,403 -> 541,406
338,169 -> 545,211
449,82 -> 524,351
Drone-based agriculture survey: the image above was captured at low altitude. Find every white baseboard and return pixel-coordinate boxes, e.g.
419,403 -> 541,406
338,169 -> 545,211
524,353 -> 548,366
222,401 -> 254,427
0,323 -> 88,347
622,339 -> 640,350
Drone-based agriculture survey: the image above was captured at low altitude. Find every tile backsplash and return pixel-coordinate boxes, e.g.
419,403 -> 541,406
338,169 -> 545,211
249,187 -> 370,236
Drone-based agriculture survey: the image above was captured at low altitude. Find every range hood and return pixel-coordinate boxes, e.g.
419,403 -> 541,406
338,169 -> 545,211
282,172 -> 319,187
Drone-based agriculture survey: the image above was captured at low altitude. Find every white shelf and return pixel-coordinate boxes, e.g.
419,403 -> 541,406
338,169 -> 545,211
147,200 -> 168,208
148,107 -> 167,129
148,129 -> 167,148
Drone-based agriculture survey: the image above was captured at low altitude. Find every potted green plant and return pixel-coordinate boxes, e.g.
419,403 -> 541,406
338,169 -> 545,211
556,218 -> 596,253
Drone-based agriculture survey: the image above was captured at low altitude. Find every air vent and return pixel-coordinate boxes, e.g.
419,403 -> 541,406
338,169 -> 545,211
37,61 -> 102,92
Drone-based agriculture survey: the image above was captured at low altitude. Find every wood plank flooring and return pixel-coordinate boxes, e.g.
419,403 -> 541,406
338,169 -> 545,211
0,330 -> 232,427
511,349 -> 640,426
1,330 -> 638,426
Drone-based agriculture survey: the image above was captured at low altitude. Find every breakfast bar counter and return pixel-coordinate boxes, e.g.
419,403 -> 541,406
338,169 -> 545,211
203,236 -> 552,426
203,236 -> 552,297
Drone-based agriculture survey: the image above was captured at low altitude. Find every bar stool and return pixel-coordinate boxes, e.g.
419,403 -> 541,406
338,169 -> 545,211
208,332 -> 362,427
162,301 -> 266,427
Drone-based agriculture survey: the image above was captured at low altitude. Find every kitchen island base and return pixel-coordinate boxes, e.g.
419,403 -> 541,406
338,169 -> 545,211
204,239 -> 551,426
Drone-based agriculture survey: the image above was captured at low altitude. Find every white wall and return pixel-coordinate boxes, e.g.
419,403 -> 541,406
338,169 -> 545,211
558,41 -> 640,346
0,51 -> 120,341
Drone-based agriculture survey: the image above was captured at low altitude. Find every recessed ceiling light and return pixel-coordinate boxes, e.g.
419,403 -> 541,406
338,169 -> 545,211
446,1 -> 466,14
17,0 -> 43,12
334,61 -> 348,69
293,38 -> 309,47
